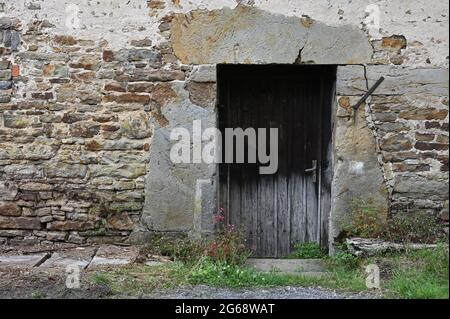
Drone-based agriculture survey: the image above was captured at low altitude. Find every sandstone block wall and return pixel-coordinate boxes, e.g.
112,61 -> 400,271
0,0 -> 448,246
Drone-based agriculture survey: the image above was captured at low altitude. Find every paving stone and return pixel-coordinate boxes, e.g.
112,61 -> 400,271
39,247 -> 97,269
88,245 -> 139,268
0,253 -> 48,268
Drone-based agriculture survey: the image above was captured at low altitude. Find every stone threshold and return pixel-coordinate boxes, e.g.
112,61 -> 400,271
246,258 -> 327,277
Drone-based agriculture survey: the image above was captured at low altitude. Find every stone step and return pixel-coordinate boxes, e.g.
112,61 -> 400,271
245,258 -> 327,275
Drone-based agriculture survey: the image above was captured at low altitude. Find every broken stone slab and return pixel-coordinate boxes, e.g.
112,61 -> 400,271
0,253 -> 49,268
88,245 -> 139,268
336,65 -> 449,96
246,258 -> 327,276
365,66 -> 449,96
39,247 -> 97,269
345,237 -> 441,257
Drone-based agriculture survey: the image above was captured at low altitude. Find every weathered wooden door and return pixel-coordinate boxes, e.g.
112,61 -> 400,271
218,65 -> 335,258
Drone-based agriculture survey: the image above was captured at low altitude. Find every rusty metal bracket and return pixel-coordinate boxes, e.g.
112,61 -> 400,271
352,76 -> 385,111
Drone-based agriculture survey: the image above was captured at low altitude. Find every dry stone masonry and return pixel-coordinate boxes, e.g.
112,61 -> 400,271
0,0 -> 448,248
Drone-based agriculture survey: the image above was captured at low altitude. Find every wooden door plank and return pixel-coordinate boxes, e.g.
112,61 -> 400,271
240,81 -> 258,255
259,79 -> 276,257
290,80 -> 307,245
276,81 -> 290,257
229,82 -> 241,229
305,81 -> 319,243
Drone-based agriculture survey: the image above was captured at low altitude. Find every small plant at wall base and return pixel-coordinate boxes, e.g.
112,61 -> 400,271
339,198 -> 446,244
140,208 -> 251,265
384,212 -> 445,244
206,208 -> 251,265
339,198 -> 388,239
140,235 -> 205,264
289,242 -> 327,259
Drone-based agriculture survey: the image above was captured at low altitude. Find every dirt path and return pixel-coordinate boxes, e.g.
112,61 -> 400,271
0,245 -> 379,299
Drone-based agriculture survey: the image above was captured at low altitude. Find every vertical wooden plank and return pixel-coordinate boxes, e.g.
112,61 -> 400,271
250,79 -> 261,257
316,79 -> 324,245
225,76 -> 231,225
251,81 -> 260,256
276,80 -> 290,257
259,78 -> 277,257
218,74 -> 229,225
320,76 -> 335,249
305,80 -> 319,243
290,79 -> 307,246
229,79 -> 241,229
240,80 -> 258,255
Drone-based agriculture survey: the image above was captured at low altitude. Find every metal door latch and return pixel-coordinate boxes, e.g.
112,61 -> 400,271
305,160 -> 317,182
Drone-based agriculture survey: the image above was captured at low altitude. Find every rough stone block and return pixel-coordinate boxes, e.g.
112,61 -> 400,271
0,202 -> 21,216
0,70 -> 11,81
189,65 -> 216,82
0,216 -> 41,230
380,134 -> 413,152
186,81 -> 216,107
0,181 -> 18,200
47,220 -> 95,231
45,163 -> 88,179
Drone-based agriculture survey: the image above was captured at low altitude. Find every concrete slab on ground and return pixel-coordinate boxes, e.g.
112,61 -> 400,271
39,247 -> 97,269
246,258 -> 327,276
88,245 -> 139,268
0,253 -> 49,268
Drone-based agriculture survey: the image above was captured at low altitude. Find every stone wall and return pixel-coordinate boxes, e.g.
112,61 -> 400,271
0,0 -> 448,246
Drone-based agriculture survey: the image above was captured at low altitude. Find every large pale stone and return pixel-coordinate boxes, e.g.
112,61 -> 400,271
139,90 -> 216,234
330,99 -> 389,252
171,6 -> 372,65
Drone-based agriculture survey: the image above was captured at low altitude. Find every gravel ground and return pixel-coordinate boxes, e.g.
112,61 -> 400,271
0,266 -> 379,299
148,285 -> 378,299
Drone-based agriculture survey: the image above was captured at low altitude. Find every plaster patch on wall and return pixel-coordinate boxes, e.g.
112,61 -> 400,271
170,5 -> 373,65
